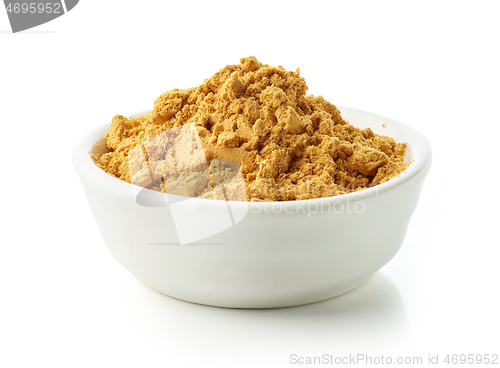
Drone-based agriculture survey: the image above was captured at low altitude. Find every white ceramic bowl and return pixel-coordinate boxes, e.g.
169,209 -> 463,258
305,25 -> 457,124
73,106 -> 431,308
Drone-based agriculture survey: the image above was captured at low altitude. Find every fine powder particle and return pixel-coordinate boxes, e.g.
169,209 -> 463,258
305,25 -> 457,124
91,57 -> 408,201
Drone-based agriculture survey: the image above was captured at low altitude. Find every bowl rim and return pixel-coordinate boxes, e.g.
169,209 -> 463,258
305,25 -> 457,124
73,106 -> 432,207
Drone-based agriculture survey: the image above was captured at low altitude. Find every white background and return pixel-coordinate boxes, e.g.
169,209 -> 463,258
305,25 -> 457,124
1,1 -> 499,367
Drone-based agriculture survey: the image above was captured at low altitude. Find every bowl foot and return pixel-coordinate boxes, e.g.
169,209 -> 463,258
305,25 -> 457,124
134,273 -> 375,309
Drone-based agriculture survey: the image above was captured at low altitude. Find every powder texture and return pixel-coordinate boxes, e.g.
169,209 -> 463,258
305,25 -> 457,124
92,57 -> 408,201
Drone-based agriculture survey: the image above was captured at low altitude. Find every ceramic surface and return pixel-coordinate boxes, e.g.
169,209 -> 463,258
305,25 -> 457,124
73,106 -> 432,308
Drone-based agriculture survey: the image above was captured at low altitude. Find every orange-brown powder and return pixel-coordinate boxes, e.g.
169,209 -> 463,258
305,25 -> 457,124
92,57 -> 408,201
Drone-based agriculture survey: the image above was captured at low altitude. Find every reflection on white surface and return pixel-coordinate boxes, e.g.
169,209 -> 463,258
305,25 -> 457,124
121,272 -> 411,365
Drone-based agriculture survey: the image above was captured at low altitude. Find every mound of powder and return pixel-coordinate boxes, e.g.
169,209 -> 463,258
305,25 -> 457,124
92,56 -> 408,201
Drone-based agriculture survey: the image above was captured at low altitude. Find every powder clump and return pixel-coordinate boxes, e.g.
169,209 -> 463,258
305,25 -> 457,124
92,57 -> 408,201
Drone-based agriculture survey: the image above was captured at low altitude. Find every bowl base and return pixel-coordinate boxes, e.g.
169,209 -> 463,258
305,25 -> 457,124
134,273 -> 374,309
